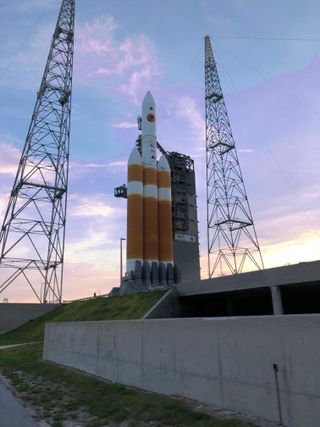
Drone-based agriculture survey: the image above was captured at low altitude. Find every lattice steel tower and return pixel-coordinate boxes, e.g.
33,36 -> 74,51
205,35 -> 263,277
0,0 -> 75,303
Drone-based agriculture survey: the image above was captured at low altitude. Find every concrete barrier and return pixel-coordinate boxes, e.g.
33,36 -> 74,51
143,289 -> 180,319
0,303 -> 58,334
43,315 -> 320,427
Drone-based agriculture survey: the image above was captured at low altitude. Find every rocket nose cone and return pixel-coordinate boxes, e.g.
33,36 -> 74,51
142,91 -> 156,110
128,146 -> 142,165
158,154 -> 170,172
142,91 -> 156,127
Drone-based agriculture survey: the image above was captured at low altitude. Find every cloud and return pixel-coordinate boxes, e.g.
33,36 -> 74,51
70,161 -> 125,170
239,148 -> 254,153
175,96 -> 204,137
0,141 -> 21,175
69,160 -> 127,181
111,121 -> 137,129
0,28 -> 52,91
76,16 -> 118,56
63,262 -> 119,300
0,187 -> 126,301
262,230 -> 320,269
118,57 -> 162,105
69,194 -> 116,218
74,17 -> 163,104
63,193 -> 127,294
107,160 -> 127,169
0,13 -> 162,103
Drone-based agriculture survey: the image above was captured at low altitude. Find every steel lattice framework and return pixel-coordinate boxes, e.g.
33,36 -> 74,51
205,35 -> 264,277
0,0 -> 75,303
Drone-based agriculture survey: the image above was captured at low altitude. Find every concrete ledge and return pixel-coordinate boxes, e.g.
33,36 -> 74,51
43,315 -> 320,426
176,260 -> 320,296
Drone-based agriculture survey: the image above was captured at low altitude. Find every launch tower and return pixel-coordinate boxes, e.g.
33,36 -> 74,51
167,152 -> 200,281
204,35 -> 263,277
0,0 -> 75,303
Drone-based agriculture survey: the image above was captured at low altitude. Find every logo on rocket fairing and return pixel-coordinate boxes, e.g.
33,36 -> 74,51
147,113 -> 155,123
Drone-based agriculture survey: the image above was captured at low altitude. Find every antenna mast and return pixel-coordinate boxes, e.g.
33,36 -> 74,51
0,0 -> 75,302
204,35 -> 264,277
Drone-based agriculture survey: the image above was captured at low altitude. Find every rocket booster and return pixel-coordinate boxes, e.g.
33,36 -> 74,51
158,154 -> 173,265
126,146 -> 143,274
126,92 -> 173,280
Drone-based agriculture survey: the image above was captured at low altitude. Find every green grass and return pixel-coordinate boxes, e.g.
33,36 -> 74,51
0,291 -> 165,345
0,343 -> 255,427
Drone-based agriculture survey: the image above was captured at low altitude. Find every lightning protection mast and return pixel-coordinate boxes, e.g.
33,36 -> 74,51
0,0 -> 75,303
204,35 -> 264,278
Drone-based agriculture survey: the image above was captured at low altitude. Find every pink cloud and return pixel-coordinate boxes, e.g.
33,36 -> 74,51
76,17 -> 117,56
0,141 -> 21,175
69,194 -> 117,218
74,17 -> 162,104
111,121 -> 137,129
174,95 -> 205,145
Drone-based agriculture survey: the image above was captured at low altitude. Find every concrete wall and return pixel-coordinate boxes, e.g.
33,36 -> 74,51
177,260 -> 320,296
44,315 -> 320,427
0,303 -> 58,334
143,289 -> 181,319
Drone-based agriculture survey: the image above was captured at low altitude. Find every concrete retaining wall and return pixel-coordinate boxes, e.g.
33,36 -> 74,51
0,303 -> 58,334
43,315 -> 320,427
143,289 -> 181,319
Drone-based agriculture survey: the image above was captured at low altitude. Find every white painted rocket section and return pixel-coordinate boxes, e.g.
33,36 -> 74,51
141,91 -> 157,169
158,155 -> 172,202
158,153 -> 170,171
158,188 -> 171,201
127,182 -> 143,194
144,185 -> 158,198
128,146 -> 142,164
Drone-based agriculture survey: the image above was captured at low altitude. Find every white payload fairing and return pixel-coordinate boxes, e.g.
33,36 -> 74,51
126,92 -> 175,286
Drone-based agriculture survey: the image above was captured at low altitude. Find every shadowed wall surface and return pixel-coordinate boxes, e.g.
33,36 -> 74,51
44,315 -> 320,427
0,304 -> 57,334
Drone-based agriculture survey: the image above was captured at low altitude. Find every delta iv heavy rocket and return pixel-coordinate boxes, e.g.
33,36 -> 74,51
126,92 -> 179,288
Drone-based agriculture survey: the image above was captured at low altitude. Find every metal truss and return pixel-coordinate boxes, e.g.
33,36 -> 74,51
204,35 -> 264,277
0,0 -> 75,302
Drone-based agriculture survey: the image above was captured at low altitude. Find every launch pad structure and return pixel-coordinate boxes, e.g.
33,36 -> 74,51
167,152 -> 200,282
0,12 -> 269,302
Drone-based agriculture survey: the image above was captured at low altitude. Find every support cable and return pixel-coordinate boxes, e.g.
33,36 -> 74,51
213,38 -> 320,241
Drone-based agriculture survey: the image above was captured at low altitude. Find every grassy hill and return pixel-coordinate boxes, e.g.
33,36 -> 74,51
0,291 -> 165,345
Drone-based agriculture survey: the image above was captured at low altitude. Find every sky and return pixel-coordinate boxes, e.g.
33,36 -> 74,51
1,0 -> 320,302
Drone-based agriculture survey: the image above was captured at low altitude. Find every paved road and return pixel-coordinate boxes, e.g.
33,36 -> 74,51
0,377 -> 41,427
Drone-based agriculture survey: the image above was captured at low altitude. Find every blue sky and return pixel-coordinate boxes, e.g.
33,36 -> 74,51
1,0 -> 320,301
